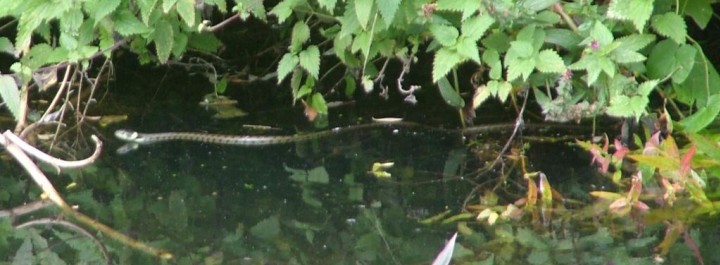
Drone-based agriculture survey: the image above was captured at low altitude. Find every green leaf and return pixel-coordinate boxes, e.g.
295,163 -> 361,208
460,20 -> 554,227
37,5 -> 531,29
317,0 -> 337,13
507,58 -> 536,82
488,80 -> 512,102
187,32 -> 223,53
615,34 -> 656,52
589,21 -> 614,47
375,0 -> 400,26
461,14 -> 495,41
430,24 -> 459,47
162,0 -> 178,13
0,37 -> 14,55
545,28 -> 581,50
606,94 -> 648,121
521,0 -> 559,12
678,94 -> 720,132
646,40 -> 678,80
0,75 -> 20,120
673,45 -> 696,83
355,0 -> 373,30
299,45 -> 320,80
151,19 -> 173,63
482,32 -> 510,52
176,0 -> 196,27
436,0 -> 481,20
250,216 -> 281,241
114,10 -> 151,36
61,8 -> 84,34
682,0 -> 713,29
432,47 -> 463,82
687,133 -> 720,161
437,77 -> 464,108
291,21 -> 310,52
84,0 -> 121,23
637,79 -> 659,96
269,0 -> 298,23
651,12 -> 687,44
277,53 -> 299,84
137,0 -> 158,25
680,52 -> 720,107
505,40 -> 534,65
309,92 -> 328,114
482,49 -> 502,80
237,0 -> 267,20
455,37 -> 480,64
535,49 -> 565,73
607,0 -> 654,32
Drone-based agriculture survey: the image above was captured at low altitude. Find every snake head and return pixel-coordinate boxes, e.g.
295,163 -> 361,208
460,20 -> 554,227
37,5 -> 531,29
114,129 -> 139,141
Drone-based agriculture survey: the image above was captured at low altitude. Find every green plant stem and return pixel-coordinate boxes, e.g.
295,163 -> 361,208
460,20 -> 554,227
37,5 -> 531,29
452,69 -> 465,127
552,3 -> 578,32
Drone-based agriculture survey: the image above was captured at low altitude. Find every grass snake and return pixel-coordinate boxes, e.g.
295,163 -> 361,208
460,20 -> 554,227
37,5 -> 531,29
115,121 -> 539,154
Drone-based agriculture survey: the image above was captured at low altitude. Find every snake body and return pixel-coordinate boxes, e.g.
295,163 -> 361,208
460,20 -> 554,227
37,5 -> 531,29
115,122 -> 525,153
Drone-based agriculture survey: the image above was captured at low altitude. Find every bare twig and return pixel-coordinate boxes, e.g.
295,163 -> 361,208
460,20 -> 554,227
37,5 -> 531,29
2,130 -> 101,169
205,14 -> 240,32
0,199 -> 54,219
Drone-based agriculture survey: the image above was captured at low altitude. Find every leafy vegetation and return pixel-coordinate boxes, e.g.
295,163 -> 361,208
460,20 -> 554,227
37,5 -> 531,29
1,0 -> 720,264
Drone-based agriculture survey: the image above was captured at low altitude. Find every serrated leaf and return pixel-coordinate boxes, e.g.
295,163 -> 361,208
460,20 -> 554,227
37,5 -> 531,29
115,10 -> 151,36
615,34 -> 656,51
355,0 -> 373,30
607,0 -> 653,32
309,93 -> 328,114
432,47 -> 463,82
436,0 -> 481,20
277,53 -> 299,84
637,79 -> 659,96
188,32 -> 223,53
137,0 -> 158,25
437,77 -> 464,108
291,21 -> 310,52
651,12 -> 686,44
250,216 -> 280,240
536,49 -> 565,73
317,0 -> 337,13
430,24 -> 459,47
606,94 -> 648,120
678,94 -> 720,132
376,0 -> 399,26
590,22 -> 614,47
85,0 -> 121,23
461,15 -> 494,41
299,45 -> 320,79
61,8 -> 84,34
238,0 -> 267,20
162,0 -> 178,13
482,49 -> 502,79
455,37 -> 480,64
176,0 -> 196,27
507,58 -> 536,82
269,0 -> 298,23
152,19 -> 174,63
0,75 -> 20,120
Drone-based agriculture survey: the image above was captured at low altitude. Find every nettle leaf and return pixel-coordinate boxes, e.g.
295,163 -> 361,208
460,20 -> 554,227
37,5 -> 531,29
504,40 -> 534,66
0,75 -> 20,120
455,37 -> 480,64
488,80 -> 512,103
61,8 -> 84,34
176,0 -> 196,27
589,22 -> 614,47
163,0 -> 178,13
299,45 -> 320,80
535,49 -> 565,73
317,0 -> 337,13
277,53 -> 300,84
310,92 -> 328,114
611,49 -> 646,64
237,0 -> 267,21
355,0 -> 373,30
430,24 -> 459,47
461,15 -> 495,41
151,19 -> 174,63
188,32 -> 223,53
137,0 -> 158,25
437,77 -> 465,108
376,0 -> 400,26
432,47 -> 463,82
651,12 -> 687,44
606,94 -> 648,121
269,0 -> 299,23
507,58 -> 536,82
482,49 -> 502,80
607,0 -> 653,32
115,10 -> 151,36
291,21 -> 310,52
615,34 -> 656,51
84,0 -> 121,24
436,0 -> 481,20
637,79 -> 659,96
